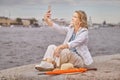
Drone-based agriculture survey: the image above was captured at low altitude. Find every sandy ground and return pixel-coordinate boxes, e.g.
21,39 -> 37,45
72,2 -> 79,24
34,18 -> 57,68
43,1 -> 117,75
0,26 -> 120,70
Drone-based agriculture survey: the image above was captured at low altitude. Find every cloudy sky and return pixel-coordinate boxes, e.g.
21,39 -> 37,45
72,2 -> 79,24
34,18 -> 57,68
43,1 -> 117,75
0,0 -> 120,23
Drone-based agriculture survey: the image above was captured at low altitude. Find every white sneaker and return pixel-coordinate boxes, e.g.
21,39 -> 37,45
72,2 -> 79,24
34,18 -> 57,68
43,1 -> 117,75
35,61 -> 54,71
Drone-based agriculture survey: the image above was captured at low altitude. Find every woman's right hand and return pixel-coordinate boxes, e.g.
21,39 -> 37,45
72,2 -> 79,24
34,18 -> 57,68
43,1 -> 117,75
43,6 -> 53,27
44,10 -> 51,21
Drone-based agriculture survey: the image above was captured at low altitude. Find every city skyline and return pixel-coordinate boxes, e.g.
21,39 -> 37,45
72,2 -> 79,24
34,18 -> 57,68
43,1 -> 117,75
0,0 -> 120,24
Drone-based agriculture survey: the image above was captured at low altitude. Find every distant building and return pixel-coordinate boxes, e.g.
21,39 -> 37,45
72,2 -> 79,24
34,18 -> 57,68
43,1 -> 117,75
0,16 -> 39,27
21,19 -> 31,27
0,16 -> 18,27
0,16 -> 10,26
88,16 -> 93,27
92,23 -> 101,29
52,18 -> 69,26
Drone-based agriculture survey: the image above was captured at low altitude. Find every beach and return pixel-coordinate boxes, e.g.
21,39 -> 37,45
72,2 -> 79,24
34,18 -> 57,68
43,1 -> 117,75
0,26 -> 120,70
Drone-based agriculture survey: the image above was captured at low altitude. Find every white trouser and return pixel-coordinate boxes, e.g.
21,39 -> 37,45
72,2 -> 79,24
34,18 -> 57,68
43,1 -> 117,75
42,45 -> 83,67
43,45 -> 60,67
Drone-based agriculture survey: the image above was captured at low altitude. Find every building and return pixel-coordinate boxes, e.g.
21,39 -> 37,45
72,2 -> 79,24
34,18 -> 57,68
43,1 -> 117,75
0,16 -> 10,26
0,16 -> 18,27
0,16 -> 39,27
21,19 -> 31,27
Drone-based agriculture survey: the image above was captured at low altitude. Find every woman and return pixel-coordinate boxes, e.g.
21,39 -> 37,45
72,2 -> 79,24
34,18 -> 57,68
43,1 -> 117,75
35,9 -> 93,71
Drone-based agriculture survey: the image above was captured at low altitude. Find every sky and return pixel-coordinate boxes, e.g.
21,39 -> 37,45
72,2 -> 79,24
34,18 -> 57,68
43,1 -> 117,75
0,0 -> 120,24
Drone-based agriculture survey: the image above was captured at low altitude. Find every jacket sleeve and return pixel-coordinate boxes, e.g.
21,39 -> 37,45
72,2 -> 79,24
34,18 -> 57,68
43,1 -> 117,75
52,23 -> 69,34
67,30 -> 88,48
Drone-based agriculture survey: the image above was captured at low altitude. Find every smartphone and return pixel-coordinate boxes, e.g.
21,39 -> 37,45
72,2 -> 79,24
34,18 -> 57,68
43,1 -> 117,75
48,5 -> 51,13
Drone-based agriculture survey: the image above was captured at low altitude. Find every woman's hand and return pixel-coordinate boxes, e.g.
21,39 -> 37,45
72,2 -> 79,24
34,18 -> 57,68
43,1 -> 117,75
44,10 -> 51,21
54,44 -> 69,57
54,46 -> 61,57
43,6 -> 53,26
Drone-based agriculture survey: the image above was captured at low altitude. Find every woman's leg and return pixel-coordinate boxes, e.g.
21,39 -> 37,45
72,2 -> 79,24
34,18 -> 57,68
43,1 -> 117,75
42,45 -> 60,67
35,45 -> 57,71
43,45 -> 56,61
68,52 -> 84,68
60,49 -> 84,68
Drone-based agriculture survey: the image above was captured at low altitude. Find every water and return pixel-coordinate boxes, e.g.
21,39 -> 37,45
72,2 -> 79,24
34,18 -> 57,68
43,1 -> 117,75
0,26 -> 120,70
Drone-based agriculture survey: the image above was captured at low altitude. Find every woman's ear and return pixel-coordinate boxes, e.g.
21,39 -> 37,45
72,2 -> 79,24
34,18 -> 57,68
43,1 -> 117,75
78,22 -> 82,26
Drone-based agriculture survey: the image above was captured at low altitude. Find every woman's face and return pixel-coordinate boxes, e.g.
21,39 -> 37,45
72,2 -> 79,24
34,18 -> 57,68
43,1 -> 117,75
71,12 -> 81,26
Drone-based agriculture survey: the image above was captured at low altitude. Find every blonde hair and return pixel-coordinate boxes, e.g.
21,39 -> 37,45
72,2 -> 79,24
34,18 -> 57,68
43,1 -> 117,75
75,10 -> 88,29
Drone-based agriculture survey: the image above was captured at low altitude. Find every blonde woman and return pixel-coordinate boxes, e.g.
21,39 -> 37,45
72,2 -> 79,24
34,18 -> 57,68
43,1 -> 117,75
35,9 -> 93,71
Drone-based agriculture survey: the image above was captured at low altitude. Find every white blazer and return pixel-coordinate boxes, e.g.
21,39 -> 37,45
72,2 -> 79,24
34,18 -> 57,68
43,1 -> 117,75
52,23 -> 93,65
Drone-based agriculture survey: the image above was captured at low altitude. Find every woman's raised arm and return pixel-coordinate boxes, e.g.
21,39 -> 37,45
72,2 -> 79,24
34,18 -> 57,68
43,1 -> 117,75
44,5 -> 53,27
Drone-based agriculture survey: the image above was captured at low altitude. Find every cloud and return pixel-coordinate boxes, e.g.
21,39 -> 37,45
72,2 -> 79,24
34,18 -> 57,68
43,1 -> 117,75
0,0 -> 24,6
0,0 -> 120,7
66,0 -> 120,6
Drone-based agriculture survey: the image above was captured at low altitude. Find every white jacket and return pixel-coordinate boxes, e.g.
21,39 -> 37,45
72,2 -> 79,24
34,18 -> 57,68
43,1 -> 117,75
52,23 -> 93,65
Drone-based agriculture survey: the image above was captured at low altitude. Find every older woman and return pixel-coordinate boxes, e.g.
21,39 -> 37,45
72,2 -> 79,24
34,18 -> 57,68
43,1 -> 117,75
35,9 -> 93,71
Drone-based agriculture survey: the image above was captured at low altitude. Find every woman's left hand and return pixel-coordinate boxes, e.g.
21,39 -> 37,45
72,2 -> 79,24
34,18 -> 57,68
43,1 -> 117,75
54,44 -> 69,57
54,47 -> 61,57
